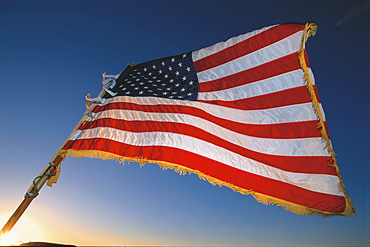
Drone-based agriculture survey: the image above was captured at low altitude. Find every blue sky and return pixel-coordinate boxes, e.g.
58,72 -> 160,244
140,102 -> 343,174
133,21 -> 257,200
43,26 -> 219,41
0,0 -> 369,246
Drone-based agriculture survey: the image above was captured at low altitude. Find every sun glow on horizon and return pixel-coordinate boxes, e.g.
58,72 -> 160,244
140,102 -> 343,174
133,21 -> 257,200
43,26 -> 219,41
0,216 -> 45,246
0,231 -> 22,246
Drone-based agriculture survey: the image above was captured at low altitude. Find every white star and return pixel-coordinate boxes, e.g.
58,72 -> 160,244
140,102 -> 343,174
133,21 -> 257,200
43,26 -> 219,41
182,76 -> 186,81
189,81 -> 194,85
139,91 -> 144,94
163,92 -> 168,95
143,68 -> 147,72
182,54 -> 187,58
186,67 -> 191,72
171,58 -> 175,62
168,66 -> 172,71
175,71 -> 180,76
126,91 -> 131,94
134,87 -> 139,90
169,79 -> 174,83
161,61 -> 165,66
175,83 -> 180,87
187,92 -> 192,96
181,88 -> 186,92
152,65 -> 156,69
178,62 -> 183,67
164,74 -> 169,78
158,70 -> 163,74
148,72 -> 152,76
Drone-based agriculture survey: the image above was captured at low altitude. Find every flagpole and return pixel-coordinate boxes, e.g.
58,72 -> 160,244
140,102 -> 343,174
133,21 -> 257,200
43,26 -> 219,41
0,74 -> 112,236
0,156 -> 62,235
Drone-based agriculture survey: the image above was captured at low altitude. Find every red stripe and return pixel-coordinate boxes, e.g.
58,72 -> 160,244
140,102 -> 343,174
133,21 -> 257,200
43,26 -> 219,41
63,139 -> 346,214
198,52 -> 310,93
194,24 -> 305,73
75,118 -> 336,175
91,101 -> 322,139
199,85 -> 320,110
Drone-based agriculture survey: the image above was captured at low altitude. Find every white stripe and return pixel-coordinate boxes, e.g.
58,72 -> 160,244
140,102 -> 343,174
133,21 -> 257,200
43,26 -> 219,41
103,96 -> 320,125
91,109 -> 329,157
198,69 -> 305,101
192,25 -> 276,62
71,127 -> 343,196
308,68 -> 315,85
196,31 -> 303,83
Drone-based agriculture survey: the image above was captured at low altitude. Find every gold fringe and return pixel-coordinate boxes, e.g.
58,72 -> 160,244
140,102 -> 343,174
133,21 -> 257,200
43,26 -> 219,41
298,23 -> 355,217
63,148 -> 353,217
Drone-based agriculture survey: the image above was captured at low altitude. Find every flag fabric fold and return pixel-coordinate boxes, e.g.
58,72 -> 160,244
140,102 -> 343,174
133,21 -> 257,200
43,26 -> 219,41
59,23 -> 355,217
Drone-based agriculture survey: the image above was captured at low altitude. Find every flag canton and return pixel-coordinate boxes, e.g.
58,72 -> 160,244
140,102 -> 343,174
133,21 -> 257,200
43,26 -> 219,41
109,52 -> 199,101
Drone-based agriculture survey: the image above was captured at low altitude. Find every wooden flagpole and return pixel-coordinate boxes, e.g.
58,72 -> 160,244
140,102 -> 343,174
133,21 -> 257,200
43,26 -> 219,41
0,156 -> 63,235
0,74 -> 113,236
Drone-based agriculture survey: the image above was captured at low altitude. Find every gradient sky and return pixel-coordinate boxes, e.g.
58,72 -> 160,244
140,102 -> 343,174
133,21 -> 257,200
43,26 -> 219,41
0,0 -> 369,246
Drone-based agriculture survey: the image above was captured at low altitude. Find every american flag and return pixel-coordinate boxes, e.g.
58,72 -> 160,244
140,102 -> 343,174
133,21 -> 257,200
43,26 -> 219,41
61,23 -> 355,217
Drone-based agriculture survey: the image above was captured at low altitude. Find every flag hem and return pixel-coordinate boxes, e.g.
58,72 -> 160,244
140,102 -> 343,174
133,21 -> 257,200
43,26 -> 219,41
298,23 -> 355,217
60,148 -> 351,217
